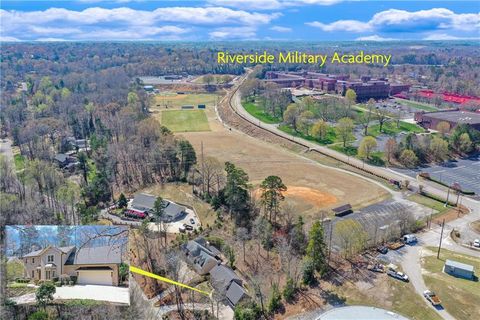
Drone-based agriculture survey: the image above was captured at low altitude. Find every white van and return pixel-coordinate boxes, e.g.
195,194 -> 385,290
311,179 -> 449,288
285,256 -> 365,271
403,234 -> 417,244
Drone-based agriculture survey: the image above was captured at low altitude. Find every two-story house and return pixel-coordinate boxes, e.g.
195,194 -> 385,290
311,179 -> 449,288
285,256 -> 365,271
22,244 -> 123,286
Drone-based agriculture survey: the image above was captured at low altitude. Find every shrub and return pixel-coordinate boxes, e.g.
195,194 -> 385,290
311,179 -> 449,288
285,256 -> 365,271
68,281 -> 74,286
36,282 -> 56,308
55,281 -> 62,287
282,278 -> 296,303
28,310 -> 49,320
302,257 -> 316,285
52,277 -> 59,283
267,283 -> 282,314
70,276 -> 77,284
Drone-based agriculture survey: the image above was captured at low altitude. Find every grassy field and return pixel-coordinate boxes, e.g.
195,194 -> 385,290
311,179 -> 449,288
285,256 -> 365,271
161,110 -> 210,132
278,124 -> 338,145
368,120 -> 426,137
395,98 -> 438,112
243,101 -> 283,124
422,247 -> 480,320
153,93 -> 218,108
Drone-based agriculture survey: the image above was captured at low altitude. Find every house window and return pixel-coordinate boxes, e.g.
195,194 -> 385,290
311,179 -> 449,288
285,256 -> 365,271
32,270 -> 34,278
52,270 -> 55,277
47,255 -> 54,263
32,258 -> 35,263
46,271 -> 50,280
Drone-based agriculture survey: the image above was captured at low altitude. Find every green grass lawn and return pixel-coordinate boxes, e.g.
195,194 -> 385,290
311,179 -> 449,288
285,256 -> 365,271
161,109 -> 210,132
395,98 -> 438,112
368,120 -> 425,137
278,124 -> 337,145
153,93 -> 218,108
7,282 -> 28,288
422,247 -> 480,320
14,154 -> 25,171
407,194 -> 448,215
243,101 -> 283,124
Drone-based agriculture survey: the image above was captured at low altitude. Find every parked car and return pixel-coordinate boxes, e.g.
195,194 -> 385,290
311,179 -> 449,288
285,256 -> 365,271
423,290 -> 441,306
183,224 -> 193,231
473,239 -> 480,248
387,269 -> 409,282
190,218 -> 195,224
377,246 -> 388,254
403,234 -> 417,244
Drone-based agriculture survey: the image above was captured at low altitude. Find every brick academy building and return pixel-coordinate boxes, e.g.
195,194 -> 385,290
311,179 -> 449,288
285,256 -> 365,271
264,71 -> 409,101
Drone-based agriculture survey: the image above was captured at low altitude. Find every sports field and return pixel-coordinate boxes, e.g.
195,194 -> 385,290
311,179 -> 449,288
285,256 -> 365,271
152,92 -> 218,108
161,110 -> 210,132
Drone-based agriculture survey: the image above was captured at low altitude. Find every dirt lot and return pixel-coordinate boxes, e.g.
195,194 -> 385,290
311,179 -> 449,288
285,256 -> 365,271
178,104 -> 389,222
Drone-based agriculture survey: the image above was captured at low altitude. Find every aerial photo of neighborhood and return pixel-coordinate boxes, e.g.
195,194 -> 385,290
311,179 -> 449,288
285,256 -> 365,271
0,1 -> 479,320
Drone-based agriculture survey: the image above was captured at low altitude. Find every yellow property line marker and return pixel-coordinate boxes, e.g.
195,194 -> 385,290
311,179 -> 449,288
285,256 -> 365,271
130,265 -> 210,296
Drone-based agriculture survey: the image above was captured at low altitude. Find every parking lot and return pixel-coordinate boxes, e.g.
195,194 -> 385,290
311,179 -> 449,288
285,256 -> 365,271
392,153 -> 480,195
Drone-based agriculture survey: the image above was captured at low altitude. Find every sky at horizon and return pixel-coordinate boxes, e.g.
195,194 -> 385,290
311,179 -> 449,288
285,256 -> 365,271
0,1 -> 479,42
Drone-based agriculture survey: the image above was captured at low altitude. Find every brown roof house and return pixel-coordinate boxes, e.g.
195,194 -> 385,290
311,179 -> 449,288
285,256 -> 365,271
22,245 -> 123,286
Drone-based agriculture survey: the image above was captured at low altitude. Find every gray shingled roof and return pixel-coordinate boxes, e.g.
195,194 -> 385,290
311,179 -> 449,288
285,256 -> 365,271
209,265 -> 242,291
23,248 -> 44,258
226,281 -> 246,306
65,245 -> 122,265
131,193 -> 186,219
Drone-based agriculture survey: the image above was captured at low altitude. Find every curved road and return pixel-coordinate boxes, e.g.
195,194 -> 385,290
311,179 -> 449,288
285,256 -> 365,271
220,73 -> 480,320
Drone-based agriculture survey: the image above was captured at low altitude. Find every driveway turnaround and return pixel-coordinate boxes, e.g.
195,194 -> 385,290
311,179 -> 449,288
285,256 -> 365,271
54,285 -> 129,304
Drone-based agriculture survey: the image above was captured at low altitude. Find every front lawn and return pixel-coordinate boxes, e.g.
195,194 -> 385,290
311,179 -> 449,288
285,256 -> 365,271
6,283 -> 36,298
243,101 -> 283,124
422,247 -> 480,320
368,121 -> 425,137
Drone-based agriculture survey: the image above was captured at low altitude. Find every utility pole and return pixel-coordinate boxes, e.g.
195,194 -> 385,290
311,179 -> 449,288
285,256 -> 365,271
437,218 -> 445,259
328,223 -> 333,263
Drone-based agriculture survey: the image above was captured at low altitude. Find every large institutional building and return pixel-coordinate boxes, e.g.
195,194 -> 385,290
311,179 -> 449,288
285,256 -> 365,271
414,110 -> 480,131
264,71 -> 410,101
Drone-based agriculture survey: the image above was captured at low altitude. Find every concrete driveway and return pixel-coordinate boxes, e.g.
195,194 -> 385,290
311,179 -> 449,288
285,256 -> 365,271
54,285 -> 129,304
11,285 -> 129,305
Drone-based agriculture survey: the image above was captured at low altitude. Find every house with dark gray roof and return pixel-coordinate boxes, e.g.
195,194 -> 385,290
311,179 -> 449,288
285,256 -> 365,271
22,245 -> 123,286
209,264 -> 248,307
182,238 -> 221,275
129,193 -> 186,221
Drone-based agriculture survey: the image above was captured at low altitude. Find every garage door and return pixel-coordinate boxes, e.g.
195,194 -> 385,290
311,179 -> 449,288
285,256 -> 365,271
77,270 -> 113,286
